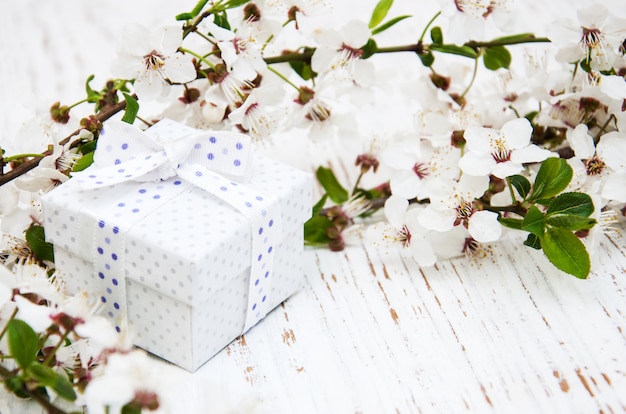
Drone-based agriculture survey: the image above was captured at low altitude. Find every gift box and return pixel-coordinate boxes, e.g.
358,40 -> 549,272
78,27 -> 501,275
41,119 -> 312,371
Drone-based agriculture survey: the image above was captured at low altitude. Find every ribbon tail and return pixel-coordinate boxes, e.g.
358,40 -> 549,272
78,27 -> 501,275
177,163 -> 282,332
71,152 -> 169,189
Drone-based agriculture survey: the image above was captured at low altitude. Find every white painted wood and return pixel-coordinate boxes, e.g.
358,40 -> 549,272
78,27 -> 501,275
1,1 -> 626,413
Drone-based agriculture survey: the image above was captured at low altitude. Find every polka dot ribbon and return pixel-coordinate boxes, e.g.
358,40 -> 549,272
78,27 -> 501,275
71,118 -> 281,333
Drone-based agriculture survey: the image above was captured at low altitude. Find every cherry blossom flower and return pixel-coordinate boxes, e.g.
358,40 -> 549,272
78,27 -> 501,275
112,24 -> 197,100
380,137 -> 460,200
311,20 -> 374,86
418,175 -> 501,243
435,0 -> 516,44
204,21 -> 266,81
566,125 -> 626,204
84,349 -> 183,414
459,117 -> 554,179
228,84 -> 281,141
549,3 -> 626,71
366,196 -> 437,267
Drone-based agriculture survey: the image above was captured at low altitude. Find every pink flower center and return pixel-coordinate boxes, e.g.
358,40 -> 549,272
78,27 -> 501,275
490,137 -> 511,163
143,50 -> 165,71
584,155 -> 606,176
413,162 -> 429,179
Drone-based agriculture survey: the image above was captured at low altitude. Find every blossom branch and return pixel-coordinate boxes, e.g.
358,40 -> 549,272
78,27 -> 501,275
0,100 -> 128,187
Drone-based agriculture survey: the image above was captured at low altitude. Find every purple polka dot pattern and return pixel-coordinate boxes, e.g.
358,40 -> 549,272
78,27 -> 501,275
42,117 -> 314,371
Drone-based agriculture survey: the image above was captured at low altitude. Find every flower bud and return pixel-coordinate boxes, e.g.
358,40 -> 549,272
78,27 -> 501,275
50,102 -> 70,124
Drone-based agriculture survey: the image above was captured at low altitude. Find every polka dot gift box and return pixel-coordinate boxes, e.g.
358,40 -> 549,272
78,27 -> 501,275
41,118 -> 312,372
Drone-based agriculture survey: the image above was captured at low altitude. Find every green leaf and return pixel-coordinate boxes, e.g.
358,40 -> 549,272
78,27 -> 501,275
316,166 -> 349,204
430,26 -> 443,44
508,175 -> 531,200
121,404 -> 143,414
529,158 -> 573,201
521,205 -> 545,237
546,214 -> 596,231
369,0 -> 393,29
72,151 -> 94,172
24,225 -> 54,263
27,362 -> 77,402
492,33 -> 539,44
7,319 -> 39,369
4,376 -> 29,399
371,15 -> 412,36
524,110 -> 539,123
304,215 -> 333,245
213,11 -> 231,30
430,44 -> 479,59
542,227 -> 590,278
121,93 -> 139,124
223,0 -> 252,9
498,217 -> 523,230
175,0 -> 209,20
84,74 -> 102,104
418,52 -> 435,67
483,45 -> 512,70
523,233 -> 541,250
312,194 -> 329,217
78,139 -> 97,155
546,192 -> 594,217
360,38 -> 378,60
289,60 -> 315,81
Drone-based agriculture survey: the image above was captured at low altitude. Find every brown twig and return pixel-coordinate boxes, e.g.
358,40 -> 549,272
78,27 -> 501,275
0,100 -> 127,187
0,364 -> 70,414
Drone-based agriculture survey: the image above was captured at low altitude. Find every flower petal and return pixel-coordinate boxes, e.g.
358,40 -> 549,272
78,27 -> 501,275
501,117 -> 532,149
468,210 -> 501,242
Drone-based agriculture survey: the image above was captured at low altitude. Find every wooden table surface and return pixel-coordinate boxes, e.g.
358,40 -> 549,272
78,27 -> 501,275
1,1 -> 625,413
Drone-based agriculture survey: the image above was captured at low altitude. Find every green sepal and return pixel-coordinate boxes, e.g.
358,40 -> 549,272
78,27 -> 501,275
360,38 -> 378,60
27,362 -> 77,402
529,158 -> 573,201
483,45 -> 512,70
316,166 -> 349,204
371,15 -> 412,36
25,224 -> 55,263
542,227 -> 590,278
369,0 -> 394,29
7,319 -> 39,369
521,205 -> 545,238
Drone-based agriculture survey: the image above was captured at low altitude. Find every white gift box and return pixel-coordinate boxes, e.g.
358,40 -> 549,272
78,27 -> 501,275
41,119 -> 312,371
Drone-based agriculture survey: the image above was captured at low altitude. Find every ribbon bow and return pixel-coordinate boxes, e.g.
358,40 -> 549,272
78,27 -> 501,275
72,118 -> 280,334
73,118 -> 254,188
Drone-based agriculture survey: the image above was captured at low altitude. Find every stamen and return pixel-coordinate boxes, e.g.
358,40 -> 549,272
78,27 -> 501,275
584,155 -> 605,176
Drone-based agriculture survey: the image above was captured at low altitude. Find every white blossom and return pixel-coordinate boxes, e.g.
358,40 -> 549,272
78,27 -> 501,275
112,24 -> 196,100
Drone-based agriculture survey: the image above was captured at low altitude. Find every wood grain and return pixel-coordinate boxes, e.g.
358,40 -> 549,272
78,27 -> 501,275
1,1 -> 626,413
